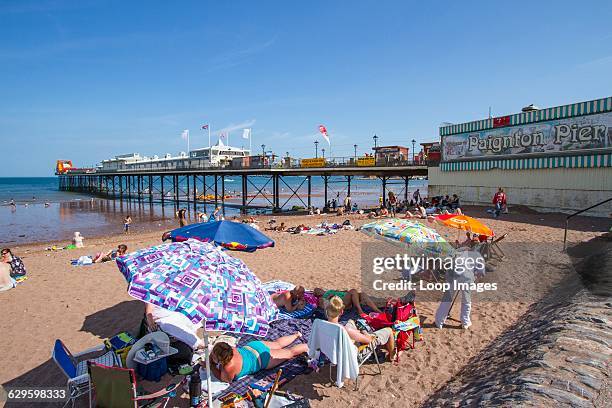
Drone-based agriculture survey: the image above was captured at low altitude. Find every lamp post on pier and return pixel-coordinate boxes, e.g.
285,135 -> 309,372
314,140 -> 319,158
411,139 -> 416,163
322,148 -> 325,159
354,144 -> 357,160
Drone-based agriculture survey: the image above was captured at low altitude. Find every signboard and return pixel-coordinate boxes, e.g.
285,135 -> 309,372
357,156 -> 376,166
300,158 -> 326,168
442,111 -> 612,161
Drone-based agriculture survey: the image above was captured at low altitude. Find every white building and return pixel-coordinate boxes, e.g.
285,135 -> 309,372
98,141 -> 250,171
189,140 -> 250,167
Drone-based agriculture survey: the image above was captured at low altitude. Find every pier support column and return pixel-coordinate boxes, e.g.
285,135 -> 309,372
241,175 -> 247,215
174,174 -> 179,208
161,176 -> 165,204
112,176 -> 116,198
193,175 -> 197,215
347,176 -> 352,197
221,175 -> 225,216
214,175 -> 218,209
381,176 -> 387,207
323,175 -> 328,208
127,175 -> 131,200
202,176 -> 207,213
148,175 -> 153,202
119,176 -> 123,199
404,176 -> 409,203
307,176 -> 311,209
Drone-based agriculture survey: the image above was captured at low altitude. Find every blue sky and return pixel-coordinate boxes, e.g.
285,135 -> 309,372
1,0 -> 611,176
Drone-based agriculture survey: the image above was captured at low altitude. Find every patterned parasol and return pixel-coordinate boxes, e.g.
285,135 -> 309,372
434,214 -> 494,237
360,218 -> 456,257
116,239 -> 278,336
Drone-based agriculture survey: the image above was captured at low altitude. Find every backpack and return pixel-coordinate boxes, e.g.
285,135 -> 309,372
364,298 -> 421,362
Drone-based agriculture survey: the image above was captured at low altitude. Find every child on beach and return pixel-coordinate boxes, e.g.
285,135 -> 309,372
176,208 -> 187,227
313,287 -> 382,317
123,215 -> 132,233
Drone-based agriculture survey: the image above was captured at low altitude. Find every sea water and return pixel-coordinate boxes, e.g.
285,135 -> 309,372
0,176 -> 427,245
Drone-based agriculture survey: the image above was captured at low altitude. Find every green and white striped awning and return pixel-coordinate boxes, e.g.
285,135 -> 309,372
440,97 -> 612,137
440,152 -> 612,172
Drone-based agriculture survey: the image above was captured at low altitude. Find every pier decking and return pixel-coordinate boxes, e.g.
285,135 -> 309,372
58,164 -> 428,214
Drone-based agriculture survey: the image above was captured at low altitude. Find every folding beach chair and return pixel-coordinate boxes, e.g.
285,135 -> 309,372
52,339 -> 121,407
308,319 -> 381,390
87,362 -> 185,408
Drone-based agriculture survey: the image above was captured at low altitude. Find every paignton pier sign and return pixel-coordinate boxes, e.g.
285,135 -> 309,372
442,111 -> 612,161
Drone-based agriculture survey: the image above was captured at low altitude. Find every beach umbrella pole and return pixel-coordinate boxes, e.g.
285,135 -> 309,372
446,292 -> 459,321
204,331 -> 213,408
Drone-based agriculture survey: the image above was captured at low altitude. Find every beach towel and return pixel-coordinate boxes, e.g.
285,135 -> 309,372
262,281 -> 316,320
215,318 -> 313,400
71,255 -> 93,266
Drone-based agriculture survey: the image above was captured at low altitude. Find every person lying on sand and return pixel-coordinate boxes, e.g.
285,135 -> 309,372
266,221 -> 286,231
325,296 -> 395,361
93,244 -> 127,263
207,333 -> 307,382
313,288 -> 382,316
271,286 -> 306,312
0,263 -> 16,292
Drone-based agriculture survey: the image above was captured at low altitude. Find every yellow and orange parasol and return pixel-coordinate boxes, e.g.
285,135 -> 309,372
434,214 -> 494,237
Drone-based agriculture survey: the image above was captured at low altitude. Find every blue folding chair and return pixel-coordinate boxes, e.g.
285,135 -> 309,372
52,339 -> 120,407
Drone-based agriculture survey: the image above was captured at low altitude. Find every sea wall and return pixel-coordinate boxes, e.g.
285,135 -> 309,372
422,237 -> 612,407
428,166 -> 612,217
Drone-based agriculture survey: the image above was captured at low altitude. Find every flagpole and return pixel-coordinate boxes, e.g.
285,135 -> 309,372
208,125 -> 211,149
250,129 -> 252,155
187,131 -> 190,154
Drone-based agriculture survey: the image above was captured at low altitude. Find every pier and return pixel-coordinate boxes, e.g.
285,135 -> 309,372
57,162 -> 428,214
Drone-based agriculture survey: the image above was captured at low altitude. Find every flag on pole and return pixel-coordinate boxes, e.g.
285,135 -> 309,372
181,129 -> 189,140
318,124 -> 330,145
242,128 -> 251,139
201,124 -> 209,130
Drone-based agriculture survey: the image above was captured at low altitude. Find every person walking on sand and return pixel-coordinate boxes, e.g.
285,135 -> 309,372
435,246 -> 485,330
176,208 -> 188,227
413,189 -> 422,206
344,195 -> 351,211
124,215 -> 132,234
388,191 -> 398,217
212,207 -> 221,222
492,188 -> 507,218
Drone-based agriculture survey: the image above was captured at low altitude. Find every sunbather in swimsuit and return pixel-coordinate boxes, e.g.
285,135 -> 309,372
208,333 -> 308,382
313,288 -> 382,316
237,341 -> 271,378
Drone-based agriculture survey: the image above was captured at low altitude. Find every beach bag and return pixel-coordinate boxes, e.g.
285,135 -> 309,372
104,331 -> 136,367
382,299 -> 420,362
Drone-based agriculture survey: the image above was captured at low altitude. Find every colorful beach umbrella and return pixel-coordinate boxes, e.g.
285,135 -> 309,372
434,214 -> 494,237
360,218 -> 455,257
116,239 -> 278,408
116,239 -> 278,335
166,220 -> 274,252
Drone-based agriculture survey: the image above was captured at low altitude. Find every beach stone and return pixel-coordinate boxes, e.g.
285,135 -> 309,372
578,375 -> 602,391
524,384 -> 591,407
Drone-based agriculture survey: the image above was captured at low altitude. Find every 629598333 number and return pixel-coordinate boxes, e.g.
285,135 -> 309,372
0,386 -> 68,402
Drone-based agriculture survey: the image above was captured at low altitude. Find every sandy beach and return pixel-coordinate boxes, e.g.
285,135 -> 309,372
0,206 -> 608,407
